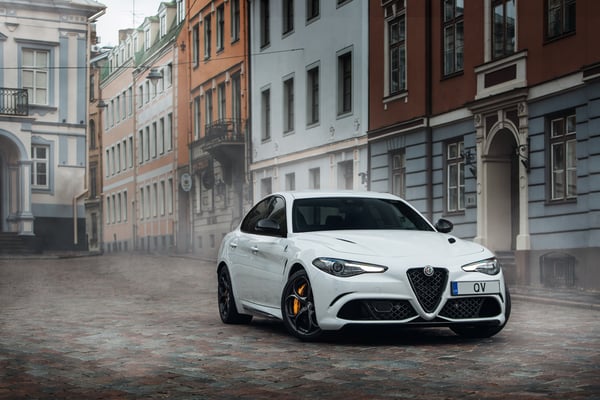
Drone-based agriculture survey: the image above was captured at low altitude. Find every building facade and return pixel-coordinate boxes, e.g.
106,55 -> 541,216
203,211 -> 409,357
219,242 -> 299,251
249,0 -> 370,201
185,0 -> 252,259
0,0 -> 104,252
98,2 -> 182,253
369,0 -> 600,290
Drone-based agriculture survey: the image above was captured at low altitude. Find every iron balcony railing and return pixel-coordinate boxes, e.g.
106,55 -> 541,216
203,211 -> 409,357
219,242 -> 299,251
200,118 -> 246,148
0,88 -> 29,116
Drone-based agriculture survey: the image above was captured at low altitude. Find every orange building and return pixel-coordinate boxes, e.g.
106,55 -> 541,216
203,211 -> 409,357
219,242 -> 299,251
184,0 -> 252,259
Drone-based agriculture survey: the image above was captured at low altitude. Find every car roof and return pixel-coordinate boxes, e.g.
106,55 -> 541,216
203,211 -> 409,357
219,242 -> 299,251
273,190 -> 403,201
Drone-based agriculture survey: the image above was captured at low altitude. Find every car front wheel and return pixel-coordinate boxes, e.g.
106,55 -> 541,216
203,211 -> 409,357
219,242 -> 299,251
281,270 -> 322,341
218,266 -> 252,324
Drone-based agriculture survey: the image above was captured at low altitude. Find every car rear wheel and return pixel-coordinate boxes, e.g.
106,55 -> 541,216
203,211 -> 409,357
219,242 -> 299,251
218,266 -> 252,324
281,270 -> 322,341
450,287 -> 511,338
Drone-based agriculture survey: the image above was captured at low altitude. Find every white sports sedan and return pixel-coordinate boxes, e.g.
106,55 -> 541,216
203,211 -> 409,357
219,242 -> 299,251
217,191 -> 510,341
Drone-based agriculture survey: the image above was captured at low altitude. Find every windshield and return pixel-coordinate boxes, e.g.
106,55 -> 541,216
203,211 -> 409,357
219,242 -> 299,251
292,197 -> 434,233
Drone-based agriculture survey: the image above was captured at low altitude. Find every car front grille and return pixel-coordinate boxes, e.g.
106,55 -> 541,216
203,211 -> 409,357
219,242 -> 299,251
337,299 -> 417,321
440,297 -> 502,319
406,267 -> 448,313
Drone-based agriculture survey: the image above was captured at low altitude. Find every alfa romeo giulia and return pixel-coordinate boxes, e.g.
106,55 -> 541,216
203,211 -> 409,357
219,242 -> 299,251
217,191 -> 510,341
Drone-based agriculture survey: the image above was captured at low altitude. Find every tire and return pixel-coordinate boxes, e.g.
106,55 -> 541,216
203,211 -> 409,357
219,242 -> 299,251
450,287 -> 511,339
217,266 -> 252,324
281,270 -> 323,341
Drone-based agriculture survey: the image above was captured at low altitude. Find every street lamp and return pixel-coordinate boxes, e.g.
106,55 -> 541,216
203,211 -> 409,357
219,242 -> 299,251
146,68 -> 163,86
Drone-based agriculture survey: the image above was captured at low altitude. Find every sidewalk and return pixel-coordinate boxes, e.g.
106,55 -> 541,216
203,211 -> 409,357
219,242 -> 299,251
511,285 -> 600,311
2,251 -> 600,311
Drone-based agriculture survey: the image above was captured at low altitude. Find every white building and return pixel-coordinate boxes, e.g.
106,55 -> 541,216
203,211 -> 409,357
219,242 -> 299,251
249,0 -> 369,200
0,0 -> 105,252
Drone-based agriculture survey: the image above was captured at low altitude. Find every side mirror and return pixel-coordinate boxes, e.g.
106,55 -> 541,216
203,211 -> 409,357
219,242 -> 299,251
256,218 -> 281,233
434,218 -> 453,233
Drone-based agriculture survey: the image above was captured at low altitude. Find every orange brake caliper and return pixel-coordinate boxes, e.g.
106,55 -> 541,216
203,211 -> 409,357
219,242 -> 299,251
293,283 -> 307,315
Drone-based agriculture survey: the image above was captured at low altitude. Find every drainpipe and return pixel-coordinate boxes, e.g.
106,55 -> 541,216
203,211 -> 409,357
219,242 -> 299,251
246,0 -> 254,204
425,0 -> 433,222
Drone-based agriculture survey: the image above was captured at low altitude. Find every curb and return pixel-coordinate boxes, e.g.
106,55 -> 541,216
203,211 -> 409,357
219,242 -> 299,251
511,293 -> 600,311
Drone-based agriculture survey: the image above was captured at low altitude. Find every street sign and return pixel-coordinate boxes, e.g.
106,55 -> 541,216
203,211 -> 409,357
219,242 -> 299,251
180,173 -> 192,192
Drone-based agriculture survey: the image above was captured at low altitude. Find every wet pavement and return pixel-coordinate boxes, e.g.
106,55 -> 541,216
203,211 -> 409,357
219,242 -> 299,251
1,253 -> 599,399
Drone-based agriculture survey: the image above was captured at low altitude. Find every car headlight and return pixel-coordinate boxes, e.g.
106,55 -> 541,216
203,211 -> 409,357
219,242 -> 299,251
312,258 -> 388,277
461,258 -> 500,275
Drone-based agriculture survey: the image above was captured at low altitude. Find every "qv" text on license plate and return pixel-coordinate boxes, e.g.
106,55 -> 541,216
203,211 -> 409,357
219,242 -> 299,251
451,280 -> 501,296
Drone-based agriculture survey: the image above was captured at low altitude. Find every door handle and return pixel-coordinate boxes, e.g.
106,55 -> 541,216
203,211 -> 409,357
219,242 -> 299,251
229,242 -> 238,249
251,246 -> 259,254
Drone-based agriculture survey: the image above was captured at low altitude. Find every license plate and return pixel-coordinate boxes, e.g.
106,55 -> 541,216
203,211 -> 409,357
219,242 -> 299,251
451,281 -> 500,296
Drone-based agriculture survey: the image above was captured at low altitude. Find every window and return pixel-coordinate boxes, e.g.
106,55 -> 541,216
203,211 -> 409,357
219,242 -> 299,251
121,90 -> 127,118
443,0 -> 464,75
159,118 -> 165,155
167,178 -> 174,214
546,0 -> 576,39
145,185 -> 151,218
123,191 -> 128,221
138,85 -> 143,108
260,0 -> 270,47
115,96 -> 120,123
446,141 -> 465,213
90,75 -> 95,101
217,5 -> 225,51
193,97 -> 201,140
388,12 -> 406,95
116,143 -> 121,172
106,149 -> 111,176
137,130 -> 143,164
283,77 -> 294,133
231,73 -> 242,122
153,183 -> 158,217
90,165 -> 97,198
307,65 -> 319,125
307,0 -> 319,22
285,173 -> 296,190
166,63 -> 173,87
204,15 -> 212,59
128,87 -> 133,115
241,195 -> 286,236
177,0 -> 185,24
338,51 -> 352,115
192,24 -> 200,66
261,88 -> 271,141
160,14 -> 167,38
166,113 -> 173,151
122,140 -> 127,170
391,150 -> 406,198
205,89 -> 213,130
129,136 -> 133,167
550,113 -> 577,201
140,187 -> 145,220
160,181 -> 166,216
218,82 -> 226,120
492,0 -> 516,59
22,49 -> 49,105
89,120 -> 96,149
144,28 -> 151,50
283,0 -> 294,34
231,0 -> 241,42
309,167 -> 320,189
152,122 -> 157,158
31,145 -> 49,189
106,197 -> 111,223
144,126 -> 150,161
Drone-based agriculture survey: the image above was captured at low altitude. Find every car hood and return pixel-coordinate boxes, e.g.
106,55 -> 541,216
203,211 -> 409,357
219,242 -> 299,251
296,230 -> 486,259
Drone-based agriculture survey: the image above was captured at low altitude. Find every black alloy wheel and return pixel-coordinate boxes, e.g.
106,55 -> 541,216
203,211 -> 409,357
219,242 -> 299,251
217,266 -> 252,324
281,270 -> 323,341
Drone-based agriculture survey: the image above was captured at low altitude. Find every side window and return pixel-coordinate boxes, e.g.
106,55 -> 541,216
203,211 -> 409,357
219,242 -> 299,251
241,196 -> 287,236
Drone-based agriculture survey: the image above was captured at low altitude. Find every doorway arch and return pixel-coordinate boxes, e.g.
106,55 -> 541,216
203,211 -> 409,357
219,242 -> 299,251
482,127 -> 519,251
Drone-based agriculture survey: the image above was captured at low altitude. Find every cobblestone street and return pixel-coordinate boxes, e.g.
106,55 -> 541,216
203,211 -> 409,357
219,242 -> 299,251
1,254 -> 599,399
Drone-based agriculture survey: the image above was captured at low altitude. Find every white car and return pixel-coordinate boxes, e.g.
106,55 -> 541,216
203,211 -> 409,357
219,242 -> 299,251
217,191 -> 510,341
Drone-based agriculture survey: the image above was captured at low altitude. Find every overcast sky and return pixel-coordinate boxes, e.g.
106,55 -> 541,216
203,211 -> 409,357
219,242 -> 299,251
94,0 -> 164,47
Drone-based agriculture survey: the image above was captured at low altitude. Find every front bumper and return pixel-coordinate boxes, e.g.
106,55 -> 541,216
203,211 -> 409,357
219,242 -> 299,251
309,266 -> 508,331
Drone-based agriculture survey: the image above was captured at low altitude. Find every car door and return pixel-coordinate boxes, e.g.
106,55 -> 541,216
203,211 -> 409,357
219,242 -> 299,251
231,196 -> 289,309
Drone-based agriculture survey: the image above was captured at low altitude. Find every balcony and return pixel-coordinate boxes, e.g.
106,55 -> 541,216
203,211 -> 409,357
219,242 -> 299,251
0,88 -> 28,116
194,119 -> 246,185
